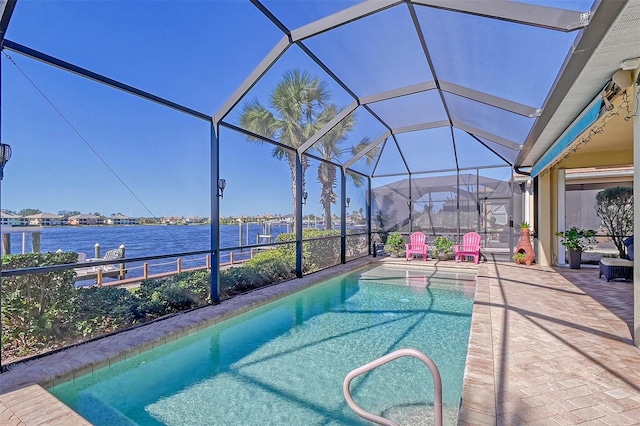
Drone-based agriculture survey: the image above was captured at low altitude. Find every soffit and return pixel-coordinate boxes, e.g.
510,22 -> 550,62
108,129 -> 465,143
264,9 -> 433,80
555,92 -> 634,169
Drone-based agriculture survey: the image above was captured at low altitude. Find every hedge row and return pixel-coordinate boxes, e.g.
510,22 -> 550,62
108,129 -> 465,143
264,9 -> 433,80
1,230 -> 351,364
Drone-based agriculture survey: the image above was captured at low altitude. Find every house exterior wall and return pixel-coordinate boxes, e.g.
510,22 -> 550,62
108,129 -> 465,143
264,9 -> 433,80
68,216 -> 105,225
27,217 -> 67,226
0,216 -> 28,226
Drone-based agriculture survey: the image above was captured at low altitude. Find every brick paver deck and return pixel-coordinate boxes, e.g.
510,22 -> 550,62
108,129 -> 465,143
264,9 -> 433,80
460,262 -> 640,425
1,258 -> 639,425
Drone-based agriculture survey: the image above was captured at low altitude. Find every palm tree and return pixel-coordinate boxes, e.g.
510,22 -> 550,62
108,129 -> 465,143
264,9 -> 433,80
240,69 -> 330,212
240,69 -> 377,228
309,105 -> 375,229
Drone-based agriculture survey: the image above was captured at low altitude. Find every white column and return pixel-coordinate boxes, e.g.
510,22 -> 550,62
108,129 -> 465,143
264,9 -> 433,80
633,74 -> 640,347
524,179 -> 532,227
556,169 -> 566,266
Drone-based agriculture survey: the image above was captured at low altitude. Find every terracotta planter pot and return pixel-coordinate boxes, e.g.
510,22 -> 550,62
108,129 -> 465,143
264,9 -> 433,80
515,229 -> 536,266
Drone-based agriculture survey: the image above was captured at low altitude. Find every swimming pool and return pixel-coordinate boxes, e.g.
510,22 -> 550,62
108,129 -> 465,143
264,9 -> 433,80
50,264 -> 475,425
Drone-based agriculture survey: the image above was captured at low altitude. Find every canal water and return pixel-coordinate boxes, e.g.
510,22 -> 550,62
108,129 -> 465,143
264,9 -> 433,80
4,224 -> 294,282
5,224 -> 290,258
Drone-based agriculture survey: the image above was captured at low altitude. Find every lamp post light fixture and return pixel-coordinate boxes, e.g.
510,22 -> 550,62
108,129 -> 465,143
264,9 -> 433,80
217,178 -> 226,198
346,197 -> 351,209
302,191 -> 308,205
0,143 -> 12,181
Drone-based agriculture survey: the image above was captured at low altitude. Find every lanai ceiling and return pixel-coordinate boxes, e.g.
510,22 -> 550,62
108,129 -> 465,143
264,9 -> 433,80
214,0 -> 638,178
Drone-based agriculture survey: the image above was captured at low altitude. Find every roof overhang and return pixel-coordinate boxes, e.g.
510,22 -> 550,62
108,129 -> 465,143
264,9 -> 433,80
516,0 -> 639,170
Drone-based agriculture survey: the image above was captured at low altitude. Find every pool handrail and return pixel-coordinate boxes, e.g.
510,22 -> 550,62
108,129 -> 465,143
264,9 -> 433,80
343,348 -> 443,426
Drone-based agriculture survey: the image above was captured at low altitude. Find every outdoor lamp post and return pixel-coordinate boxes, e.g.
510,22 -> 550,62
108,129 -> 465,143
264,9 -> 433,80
0,143 -> 11,180
301,192 -> 308,228
217,178 -> 226,198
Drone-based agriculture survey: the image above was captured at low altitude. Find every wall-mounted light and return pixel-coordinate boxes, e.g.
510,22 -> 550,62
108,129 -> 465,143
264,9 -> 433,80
345,197 -> 350,209
612,69 -> 633,91
0,143 -> 12,181
217,178 -> 226,198
302,191 -> 308,205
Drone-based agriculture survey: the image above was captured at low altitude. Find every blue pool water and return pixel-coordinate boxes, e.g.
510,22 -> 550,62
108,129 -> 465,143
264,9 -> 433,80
50,265 -> 475,425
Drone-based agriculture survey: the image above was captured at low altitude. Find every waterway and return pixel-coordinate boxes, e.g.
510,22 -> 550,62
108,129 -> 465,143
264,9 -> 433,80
5,224 -> 292,258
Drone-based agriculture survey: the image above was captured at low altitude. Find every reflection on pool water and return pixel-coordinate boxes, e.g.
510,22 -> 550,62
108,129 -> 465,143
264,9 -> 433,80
50,265 -> 476,425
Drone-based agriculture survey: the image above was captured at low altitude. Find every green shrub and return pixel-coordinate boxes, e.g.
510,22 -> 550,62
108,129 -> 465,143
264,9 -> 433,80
274,229 -> 341,271
136,270 -> 211,318
246,246 -> 295,271
432,236 -> 454,255
173,270 -> 211,302
220,265 -> 263,295
595,186 -> 633,258
1,252 -> 79,356
245,251 -> 295,281
1,256 -> 213,363
220,240 -> 303,295
384,232 -> 405,255
74,286 -> 142,337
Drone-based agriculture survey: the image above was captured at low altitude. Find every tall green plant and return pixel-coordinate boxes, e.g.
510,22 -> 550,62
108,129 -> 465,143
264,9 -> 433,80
240,69 -> 376,230
595,186 -> 633,258
240,69 -> 330,216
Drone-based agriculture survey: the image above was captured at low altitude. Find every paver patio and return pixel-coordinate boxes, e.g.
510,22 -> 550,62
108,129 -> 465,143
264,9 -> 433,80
460,262 -> 640,425
1,258 -> 639,425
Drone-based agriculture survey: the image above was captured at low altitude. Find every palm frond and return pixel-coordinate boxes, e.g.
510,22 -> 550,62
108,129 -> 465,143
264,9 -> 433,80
351,137 -> 378,165
239,98 -> 277,141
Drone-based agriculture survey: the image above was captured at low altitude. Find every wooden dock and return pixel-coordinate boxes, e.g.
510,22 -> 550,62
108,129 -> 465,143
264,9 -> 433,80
75,250 -> 256,288
75,266 -> 122,283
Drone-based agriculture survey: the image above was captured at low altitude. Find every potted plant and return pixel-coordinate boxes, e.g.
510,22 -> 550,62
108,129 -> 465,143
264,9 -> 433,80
515,221 -> 536,265
384,232 -> 405,257
556,227 -> 596,269
513,251 -> 527,264
431,236 -> 454,260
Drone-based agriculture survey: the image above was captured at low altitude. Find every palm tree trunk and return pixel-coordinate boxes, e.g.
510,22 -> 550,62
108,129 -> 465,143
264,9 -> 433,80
318,162 -> 337,229
323,197 -> 332,229
286,152 -> 310,220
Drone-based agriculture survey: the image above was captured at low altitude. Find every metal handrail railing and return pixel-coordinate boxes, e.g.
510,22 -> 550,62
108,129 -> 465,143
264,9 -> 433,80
343,348 -> 443,426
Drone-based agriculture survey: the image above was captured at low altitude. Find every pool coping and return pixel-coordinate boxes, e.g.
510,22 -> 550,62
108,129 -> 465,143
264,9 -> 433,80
0,256 -> 482,424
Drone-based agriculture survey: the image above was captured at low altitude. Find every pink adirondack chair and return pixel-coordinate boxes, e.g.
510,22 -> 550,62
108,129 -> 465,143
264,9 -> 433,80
454,232 -> 482,264
405,232 -> 429,261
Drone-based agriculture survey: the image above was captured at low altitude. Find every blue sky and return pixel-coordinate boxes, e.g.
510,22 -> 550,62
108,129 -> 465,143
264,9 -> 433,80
1,0 -> 374,218
0,0 -> 591,218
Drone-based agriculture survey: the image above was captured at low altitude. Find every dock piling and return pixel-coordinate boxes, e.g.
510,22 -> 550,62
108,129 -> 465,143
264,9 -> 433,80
2,234 -> 10,256
119,244 -> 126,279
